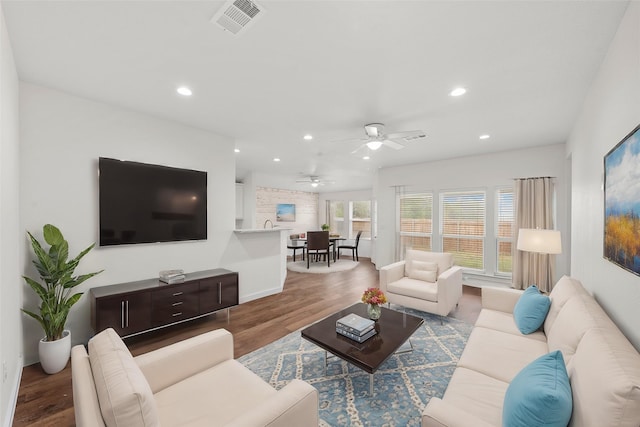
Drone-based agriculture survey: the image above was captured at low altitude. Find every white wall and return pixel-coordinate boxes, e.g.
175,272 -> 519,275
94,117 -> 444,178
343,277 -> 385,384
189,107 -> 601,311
318,189 -> 374,259
374,143 -> 570,282
567,2 -> 640,350
0,5 -> 23,426
19,83 -> 238,364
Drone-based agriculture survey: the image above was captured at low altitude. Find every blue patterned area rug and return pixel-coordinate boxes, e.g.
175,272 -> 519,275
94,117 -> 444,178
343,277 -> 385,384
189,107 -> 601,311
237,306 -> 473,426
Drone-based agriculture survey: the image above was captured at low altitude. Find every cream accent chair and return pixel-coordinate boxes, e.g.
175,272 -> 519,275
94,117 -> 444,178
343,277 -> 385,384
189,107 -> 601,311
379,250 -> 463,317
72,328 -> 318,427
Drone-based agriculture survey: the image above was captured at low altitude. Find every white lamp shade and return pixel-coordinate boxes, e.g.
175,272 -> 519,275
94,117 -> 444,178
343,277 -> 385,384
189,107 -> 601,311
517,228 -> 562,254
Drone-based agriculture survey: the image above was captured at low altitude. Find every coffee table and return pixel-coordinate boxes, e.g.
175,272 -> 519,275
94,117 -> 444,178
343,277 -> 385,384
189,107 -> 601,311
301,303 -> 424,395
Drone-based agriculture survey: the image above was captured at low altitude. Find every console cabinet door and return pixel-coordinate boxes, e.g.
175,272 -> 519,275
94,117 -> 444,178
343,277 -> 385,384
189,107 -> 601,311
95,292 -> 151,336
199,274 -> 238,314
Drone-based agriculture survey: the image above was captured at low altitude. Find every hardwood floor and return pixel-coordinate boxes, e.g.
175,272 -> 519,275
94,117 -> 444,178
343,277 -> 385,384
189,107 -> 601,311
13,259 -> 481,426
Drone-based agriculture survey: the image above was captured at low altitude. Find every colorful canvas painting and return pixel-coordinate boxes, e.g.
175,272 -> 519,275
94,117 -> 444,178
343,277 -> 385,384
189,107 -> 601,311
276,203 -> 296,222
604,123 -> 640,276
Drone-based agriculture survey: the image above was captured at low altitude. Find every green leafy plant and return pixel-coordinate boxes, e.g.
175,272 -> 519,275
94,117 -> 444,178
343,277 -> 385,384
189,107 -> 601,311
22,224 -> 103,342
321,223 -> 330,231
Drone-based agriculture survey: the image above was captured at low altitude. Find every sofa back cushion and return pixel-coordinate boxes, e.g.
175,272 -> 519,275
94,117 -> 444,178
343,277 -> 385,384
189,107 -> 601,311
407,260 -> 438,282
405,250 -> 453,280
88,328 -> 159,427
546,294 -> 617,365
568,328 -> 640,427
544,275 -> 589,335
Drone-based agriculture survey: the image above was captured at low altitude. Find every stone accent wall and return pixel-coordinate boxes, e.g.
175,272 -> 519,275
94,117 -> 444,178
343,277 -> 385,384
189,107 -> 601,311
256,187 -> 318,235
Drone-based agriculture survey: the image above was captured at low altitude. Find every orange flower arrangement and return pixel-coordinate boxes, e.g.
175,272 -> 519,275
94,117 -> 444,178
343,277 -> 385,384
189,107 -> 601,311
361,287 -> 387,306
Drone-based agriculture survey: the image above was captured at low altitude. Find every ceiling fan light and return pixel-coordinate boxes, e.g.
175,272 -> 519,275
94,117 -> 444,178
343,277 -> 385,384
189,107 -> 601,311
311,182 -> 319,187
366,140 -> 383,150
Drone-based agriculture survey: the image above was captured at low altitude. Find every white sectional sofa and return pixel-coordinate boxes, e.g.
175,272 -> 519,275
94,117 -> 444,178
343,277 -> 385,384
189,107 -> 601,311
72,328 -> 318,426
423,276 -> 640,427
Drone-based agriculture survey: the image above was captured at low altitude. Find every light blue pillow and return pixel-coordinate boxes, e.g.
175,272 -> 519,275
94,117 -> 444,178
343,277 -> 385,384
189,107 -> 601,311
513,285 -> 550,334
503,350 -> 572,427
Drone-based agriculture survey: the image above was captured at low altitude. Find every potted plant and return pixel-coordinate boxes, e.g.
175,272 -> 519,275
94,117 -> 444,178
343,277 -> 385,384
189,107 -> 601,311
321,223 -> 330,231
22,224 -> 103,374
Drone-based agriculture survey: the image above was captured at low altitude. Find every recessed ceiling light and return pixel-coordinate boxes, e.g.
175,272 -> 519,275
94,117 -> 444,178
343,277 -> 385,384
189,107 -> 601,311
273,157 -> 280,162
234,148 -> 240,153
479,134 -> 490,140
177,86 -> 193,96
363,156 -> 370,160
303,134 -> 313,140
450,87 -> 466,97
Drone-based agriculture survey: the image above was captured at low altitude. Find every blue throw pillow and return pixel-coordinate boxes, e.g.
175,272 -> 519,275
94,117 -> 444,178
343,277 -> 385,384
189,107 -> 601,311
503,350 -> 572,427
513,285 -> 550,334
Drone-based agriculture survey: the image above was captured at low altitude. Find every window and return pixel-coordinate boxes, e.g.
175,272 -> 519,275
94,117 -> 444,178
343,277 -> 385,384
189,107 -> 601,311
350,201 -> 371,238
440,191 -> 486,270
496,188 -> 514,274
399,193 -> 433,257
326,201 -> 345,236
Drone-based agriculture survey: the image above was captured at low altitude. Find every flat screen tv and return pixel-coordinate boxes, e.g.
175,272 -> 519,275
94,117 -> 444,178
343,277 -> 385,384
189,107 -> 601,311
99,157 -> 207,246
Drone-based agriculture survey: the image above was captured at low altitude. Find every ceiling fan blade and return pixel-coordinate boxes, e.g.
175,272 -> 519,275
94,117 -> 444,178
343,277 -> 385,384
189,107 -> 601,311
381,139 -> 406,150
330,136 -> 370,145
351,144 -> 367,154
385,130 -> 427,141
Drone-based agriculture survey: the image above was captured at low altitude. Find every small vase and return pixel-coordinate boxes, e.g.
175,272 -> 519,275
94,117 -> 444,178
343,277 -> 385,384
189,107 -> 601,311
367,304 -> 382,321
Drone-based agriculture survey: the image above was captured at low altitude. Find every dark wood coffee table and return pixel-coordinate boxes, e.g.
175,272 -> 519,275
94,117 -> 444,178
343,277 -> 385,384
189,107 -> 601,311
301,303 -> 424,395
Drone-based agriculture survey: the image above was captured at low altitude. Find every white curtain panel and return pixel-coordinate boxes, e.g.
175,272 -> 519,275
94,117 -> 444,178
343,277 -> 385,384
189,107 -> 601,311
512,177 -> 556,292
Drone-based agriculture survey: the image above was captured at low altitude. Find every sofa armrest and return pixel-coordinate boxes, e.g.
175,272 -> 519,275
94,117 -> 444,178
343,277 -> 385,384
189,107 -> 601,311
71,345 -> 107,427
481,287 -> 523,313
380,260 -> 406,292
135,328 -> 233,393
224,379 -> 318,427
423,398 -> 496,427
437,266 -> 463,307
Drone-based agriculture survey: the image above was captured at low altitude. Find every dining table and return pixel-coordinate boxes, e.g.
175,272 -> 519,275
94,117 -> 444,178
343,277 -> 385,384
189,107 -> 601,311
291,235 -> 346,262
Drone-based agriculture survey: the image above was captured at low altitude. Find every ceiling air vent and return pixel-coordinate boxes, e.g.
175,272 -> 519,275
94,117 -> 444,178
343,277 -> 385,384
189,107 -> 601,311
211,0 -> 265,35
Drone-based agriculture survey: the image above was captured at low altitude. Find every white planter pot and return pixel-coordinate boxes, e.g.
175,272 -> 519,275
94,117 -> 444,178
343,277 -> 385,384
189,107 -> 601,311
38,330 -> 71,374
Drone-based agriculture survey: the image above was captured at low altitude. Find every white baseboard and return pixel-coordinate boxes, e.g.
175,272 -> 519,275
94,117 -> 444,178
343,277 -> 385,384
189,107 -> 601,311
239,286 -> 283,304
3,356 -> 23,427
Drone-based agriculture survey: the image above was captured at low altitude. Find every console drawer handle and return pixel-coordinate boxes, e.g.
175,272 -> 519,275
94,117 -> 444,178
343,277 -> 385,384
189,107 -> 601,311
173,292 -> 183,296
172,312 -> 183,317
172,302 -> 183,307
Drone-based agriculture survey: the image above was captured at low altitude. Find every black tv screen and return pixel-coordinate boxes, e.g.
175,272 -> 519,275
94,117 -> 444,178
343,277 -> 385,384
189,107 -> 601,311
99,158 -> 207,246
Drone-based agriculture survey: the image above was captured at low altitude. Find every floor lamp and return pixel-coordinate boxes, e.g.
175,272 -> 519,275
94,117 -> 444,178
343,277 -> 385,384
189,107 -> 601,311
516,228 -> 562,290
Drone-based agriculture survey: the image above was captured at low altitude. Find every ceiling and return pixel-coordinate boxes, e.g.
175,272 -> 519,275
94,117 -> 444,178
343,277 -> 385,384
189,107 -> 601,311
2,0 -> 628,192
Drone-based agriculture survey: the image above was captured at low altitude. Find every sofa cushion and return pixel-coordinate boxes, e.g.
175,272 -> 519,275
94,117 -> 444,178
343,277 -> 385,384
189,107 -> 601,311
440,367 -> 509,426
513,285 -> 550,334
544,275 -> 589,335
155,359 -> 276,426
88,328 -> 159,427
503,350 -> 572,427
546,294 -> 617,365
408,260 -> 438,282
474,309 -> 547,342
404,250 -> 453,280
386,276 -> 438,302
458,326 -> 549,383
568,328 -> 640,427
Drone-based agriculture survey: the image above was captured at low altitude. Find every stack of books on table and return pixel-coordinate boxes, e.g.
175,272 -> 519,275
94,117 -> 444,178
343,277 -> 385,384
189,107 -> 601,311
159,269 -> 185,284
336,313 -> 376,343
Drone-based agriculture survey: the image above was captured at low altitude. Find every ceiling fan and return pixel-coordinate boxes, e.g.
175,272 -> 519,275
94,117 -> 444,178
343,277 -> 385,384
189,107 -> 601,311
337,123 -> 427,154
296,175 -> 333,188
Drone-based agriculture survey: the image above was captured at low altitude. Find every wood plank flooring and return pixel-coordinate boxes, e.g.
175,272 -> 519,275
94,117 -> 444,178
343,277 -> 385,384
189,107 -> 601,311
13,259 -> 481,426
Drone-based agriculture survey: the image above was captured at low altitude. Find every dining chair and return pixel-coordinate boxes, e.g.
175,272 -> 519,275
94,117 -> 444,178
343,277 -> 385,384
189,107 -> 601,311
306,231 -> 331,268
287,234 -> 305,262
337,230 -> 363,261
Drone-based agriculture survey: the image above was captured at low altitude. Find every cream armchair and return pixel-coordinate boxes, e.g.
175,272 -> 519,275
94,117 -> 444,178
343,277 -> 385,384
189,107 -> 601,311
72,328 -> 318,427
380,250 -> 463,317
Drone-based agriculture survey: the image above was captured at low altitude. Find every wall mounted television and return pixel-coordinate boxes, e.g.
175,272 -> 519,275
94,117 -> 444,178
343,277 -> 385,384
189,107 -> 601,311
99,157 -> 207,246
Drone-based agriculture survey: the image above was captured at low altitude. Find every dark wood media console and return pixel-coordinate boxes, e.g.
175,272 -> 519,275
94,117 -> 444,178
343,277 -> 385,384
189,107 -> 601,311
90,269 -> 239,338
